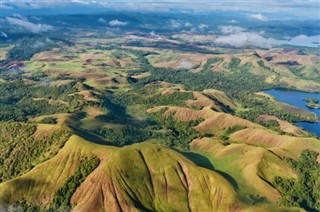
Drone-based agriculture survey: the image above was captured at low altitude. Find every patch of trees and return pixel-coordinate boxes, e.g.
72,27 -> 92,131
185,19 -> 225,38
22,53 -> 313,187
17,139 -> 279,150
39,117 -> 58,124
236,94 -> 311,123
0,80 -> 83,122
136,64 -> 272,98
273,150 -> 320,211
149,112 -> 202,150
96,110 -> 202,150
203,57 -> 224,71
50,156 -> 100,210
257,60 -> 271,70
98,125 -> 154,146
113,90 -> 194,109
0,122 -> 71,182
220,125 -> 247,141
1,37 -> 58,64
257,120 -> 283,133
228,57 -> 241,69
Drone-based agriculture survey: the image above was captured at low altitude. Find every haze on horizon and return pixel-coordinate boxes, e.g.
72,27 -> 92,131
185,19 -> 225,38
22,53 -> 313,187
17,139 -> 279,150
1,0 -> 320,20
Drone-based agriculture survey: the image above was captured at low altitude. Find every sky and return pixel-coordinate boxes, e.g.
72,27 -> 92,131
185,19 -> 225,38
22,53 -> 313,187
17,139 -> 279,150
1,0 -> 319,20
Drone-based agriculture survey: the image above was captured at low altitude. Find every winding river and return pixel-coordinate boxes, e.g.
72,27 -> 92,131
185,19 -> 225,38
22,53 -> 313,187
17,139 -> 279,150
263,89 -> 320,137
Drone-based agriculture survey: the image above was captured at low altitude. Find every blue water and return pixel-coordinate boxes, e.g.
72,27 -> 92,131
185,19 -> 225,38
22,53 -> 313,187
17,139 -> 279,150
263,89 -> 320,137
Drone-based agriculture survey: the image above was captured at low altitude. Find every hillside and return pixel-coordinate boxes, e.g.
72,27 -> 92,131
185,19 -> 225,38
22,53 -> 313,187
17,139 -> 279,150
0,133 -> 304,212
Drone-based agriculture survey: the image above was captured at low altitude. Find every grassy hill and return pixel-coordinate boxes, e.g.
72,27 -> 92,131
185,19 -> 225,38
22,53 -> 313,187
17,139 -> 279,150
0,133 -> 305,211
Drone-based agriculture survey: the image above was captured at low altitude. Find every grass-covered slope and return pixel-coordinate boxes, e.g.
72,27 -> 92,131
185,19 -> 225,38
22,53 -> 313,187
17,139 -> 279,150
0,135 -> 113,209
0,134 -> 243,211
71,143 -> 242,211
0,132 -> 299,211
190,137 -> 297,203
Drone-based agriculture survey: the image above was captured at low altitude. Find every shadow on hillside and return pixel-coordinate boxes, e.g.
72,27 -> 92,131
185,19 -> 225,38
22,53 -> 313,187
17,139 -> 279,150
179,151 -> 239,190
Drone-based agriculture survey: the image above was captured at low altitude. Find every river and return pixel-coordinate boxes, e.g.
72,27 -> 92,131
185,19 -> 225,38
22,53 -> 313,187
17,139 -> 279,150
263,89 -> 320,137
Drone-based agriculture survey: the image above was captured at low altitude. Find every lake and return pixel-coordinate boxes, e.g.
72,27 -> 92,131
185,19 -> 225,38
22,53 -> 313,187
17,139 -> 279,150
263,89 -> 320,137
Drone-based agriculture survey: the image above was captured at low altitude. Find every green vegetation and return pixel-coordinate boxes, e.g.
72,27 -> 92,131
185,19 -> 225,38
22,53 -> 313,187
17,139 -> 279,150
273,150 -> 320,211
5,198 -> 40,212
130,60 -> 309,123
99,125 -> 154,146
150,113 -> 202,150
38,117 -> 58,124
0,80 -> 83,121
0,123 -> 71,182
304,98 -> 320,109
228,57 -> 241,69
236,94 -> 310,123
203,57 -> 224,71
138,65 -> 271,96
50,156 -> 100,210
257,60 -> 271,70
96,111 -> 202,150
258,120 -> 282,132
220,125 -> 247,141
112,90 -> 194,108
0,37 -> 58,64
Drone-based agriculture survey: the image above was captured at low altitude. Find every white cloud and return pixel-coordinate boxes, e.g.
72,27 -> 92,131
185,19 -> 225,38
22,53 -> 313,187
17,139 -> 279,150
1,31 -> 8,38
170,19 -> 181,28
1,1 -> 319,19
70,0 -> 91,5
12,13 -> 28,21
198,24 -> 208,29
282,34 -> 320,47
218,25 -> 246,34
229,19 -> 238,23
108,19 -> 127,26
190,27 -> 198,33
249,13 -> 268,21
0,3 -> 13,10
293,35 -> 309,41
149,31 -> 159,38
6,17 -> 53,33
184,22 -> 192,27
98,18 -> 106,23
214,32 -> 278,48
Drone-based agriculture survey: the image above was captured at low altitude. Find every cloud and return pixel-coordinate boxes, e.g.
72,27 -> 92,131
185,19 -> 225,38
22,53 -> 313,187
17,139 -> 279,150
98,18 -> 106,23
149,31 -> 159,38
12,13 -> 28,21
229,19 -> 238,23
170,19 -> 181,28
1,1 -> 319,20
6,16 -> 53,33
1,31 -> 8,38
282,34 -> 320,47
249,13 -> 268,21
214,32 -> 278,48
198,24 -> 208,30
218,25 -> 246,34
184,22 -> 192,27
108,19 -> 127,26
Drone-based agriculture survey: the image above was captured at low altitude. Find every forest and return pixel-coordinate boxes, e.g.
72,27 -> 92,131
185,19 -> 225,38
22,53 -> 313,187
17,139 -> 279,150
273,150 -> 320,211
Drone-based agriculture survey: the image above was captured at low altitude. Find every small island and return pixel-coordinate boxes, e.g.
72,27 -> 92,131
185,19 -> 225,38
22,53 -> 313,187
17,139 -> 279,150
304,98 -> 320,109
